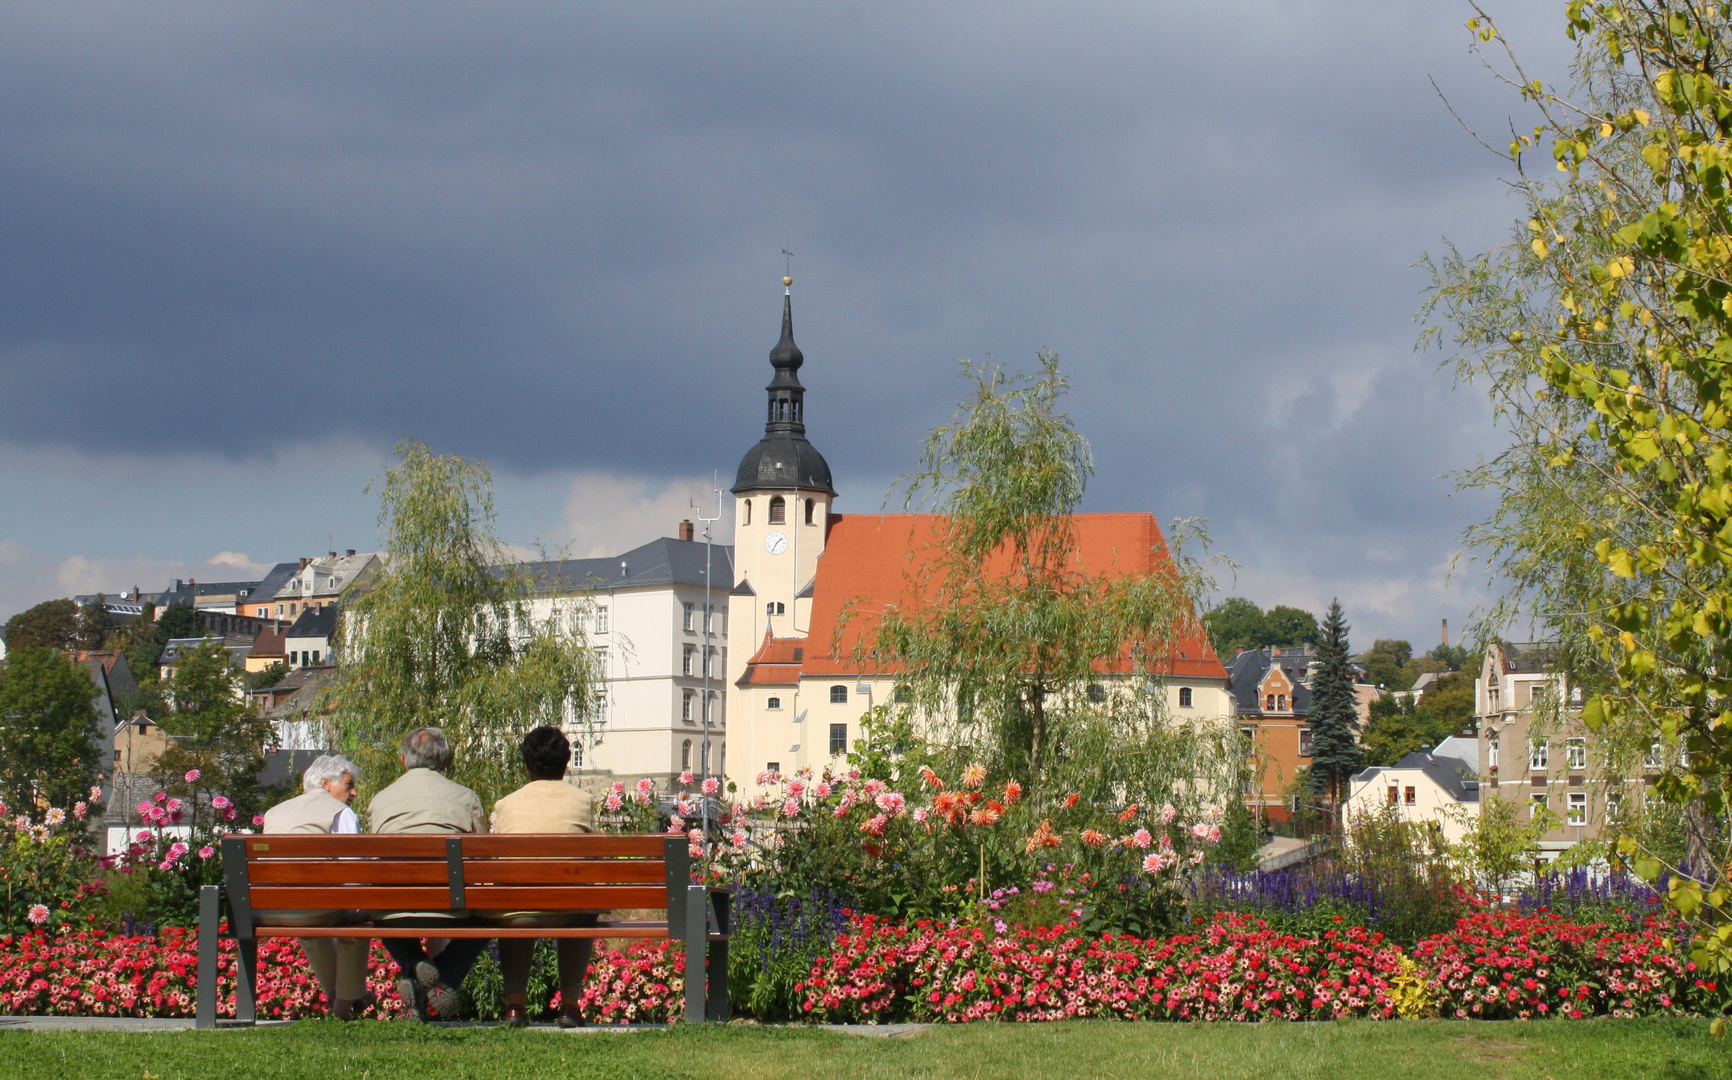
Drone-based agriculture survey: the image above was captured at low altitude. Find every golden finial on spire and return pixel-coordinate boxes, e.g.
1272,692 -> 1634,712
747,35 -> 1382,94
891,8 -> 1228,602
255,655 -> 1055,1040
783,275 -> 793,287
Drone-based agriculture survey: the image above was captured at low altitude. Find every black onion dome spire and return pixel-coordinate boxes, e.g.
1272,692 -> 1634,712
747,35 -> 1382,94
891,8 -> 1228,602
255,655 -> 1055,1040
732,278 -> 835,495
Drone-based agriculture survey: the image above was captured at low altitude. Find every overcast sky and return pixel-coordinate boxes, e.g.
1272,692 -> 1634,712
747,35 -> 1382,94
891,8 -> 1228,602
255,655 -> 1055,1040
0,1 -> 1573,650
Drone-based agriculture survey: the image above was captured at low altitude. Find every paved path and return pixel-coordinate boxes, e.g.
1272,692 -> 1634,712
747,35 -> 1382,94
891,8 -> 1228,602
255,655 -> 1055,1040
0,1016 -> 930,1036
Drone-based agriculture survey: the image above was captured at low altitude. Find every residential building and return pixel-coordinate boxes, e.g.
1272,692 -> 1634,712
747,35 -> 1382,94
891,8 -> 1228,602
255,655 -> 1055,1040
158,636 -> 252,680
1224,644 -> 1381,819
246,625 -> 289,674
268,551 -> 381,620
1473,640 -> 1655,860
74,650 -> 139,787
250,665 -> 336,751
519,534 -> 735,787
1343,735 -> 1480,845
725,284 -> 1231,788
283,607 -> 338,669
241,563 -> 302,620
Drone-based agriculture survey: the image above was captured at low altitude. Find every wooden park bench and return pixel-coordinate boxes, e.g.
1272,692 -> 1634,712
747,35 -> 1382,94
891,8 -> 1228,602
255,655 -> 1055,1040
196,834 -> 729,1028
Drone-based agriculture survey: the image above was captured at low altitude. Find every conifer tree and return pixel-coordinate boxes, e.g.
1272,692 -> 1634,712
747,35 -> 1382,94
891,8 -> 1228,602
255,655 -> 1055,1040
1307,598 -> 1361,813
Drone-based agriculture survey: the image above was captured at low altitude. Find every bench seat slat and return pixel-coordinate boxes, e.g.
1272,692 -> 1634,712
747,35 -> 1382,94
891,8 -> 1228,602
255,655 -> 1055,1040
241,834 -> 668,859
246,859 -> 671,886
248,885 -> 670,910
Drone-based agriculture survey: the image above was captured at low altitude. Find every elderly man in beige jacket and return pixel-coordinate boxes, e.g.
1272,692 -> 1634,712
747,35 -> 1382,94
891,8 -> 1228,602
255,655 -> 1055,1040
368,727 -> 488,1020
488,725 -> 596,1026
259,754 -> 372,1019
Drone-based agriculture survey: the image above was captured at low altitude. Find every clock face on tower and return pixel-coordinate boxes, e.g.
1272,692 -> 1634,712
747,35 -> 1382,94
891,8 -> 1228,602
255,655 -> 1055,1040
764,531 -> 789,555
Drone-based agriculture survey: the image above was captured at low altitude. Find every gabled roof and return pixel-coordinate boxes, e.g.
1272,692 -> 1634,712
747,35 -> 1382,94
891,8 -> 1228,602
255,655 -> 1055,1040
517,537 -> 735,594
285,606 -> 339,639
793,512 -> 1225,680
1225,647 -> 1315,717
250,562 -> 302,604
1352,747 -> 1480,802
738,632 -> 806,686
249,627 -> 288,660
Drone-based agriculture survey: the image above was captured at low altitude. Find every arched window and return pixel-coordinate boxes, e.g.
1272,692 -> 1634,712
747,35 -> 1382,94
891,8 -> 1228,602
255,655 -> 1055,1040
769,496 -> 786,524
830,684 -> 848,704
743,500 -> 751,525
571,741 -> 583,769
767,696 -> 782,710
1277,694 -> 1286,712
681,740 -> 692,771
805,499 -> 815,524
1179,687 -> 1193,708
1265,694 -> 1275,710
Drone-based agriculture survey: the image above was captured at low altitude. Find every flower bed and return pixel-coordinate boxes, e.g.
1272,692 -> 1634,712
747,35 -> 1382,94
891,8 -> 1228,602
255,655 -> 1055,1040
1412,911 -> 1705,1019
0,928 -> 684,1024
1,911 -> 1720,1024
798,913 -> 1408,1022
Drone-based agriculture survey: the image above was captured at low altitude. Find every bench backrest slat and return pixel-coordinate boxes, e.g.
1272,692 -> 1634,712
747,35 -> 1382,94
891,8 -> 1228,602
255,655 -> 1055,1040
246,858 -> 671,887
248,884 -> 670,912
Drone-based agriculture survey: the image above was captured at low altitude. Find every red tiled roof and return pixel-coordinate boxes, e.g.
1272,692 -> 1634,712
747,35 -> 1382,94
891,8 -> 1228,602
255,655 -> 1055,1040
737,631 -> 806,687
793,512 -> 1225,680
248,628 -> 288,660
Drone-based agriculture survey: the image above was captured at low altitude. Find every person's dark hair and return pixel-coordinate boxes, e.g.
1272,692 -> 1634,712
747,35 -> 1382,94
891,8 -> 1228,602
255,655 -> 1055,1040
520,726 -> 570,781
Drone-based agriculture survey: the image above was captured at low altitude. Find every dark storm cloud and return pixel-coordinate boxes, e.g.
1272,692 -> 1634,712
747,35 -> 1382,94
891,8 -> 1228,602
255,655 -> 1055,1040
0,1 -> 1575,641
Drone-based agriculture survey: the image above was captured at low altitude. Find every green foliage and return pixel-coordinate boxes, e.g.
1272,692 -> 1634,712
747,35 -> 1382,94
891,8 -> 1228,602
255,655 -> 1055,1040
1423,1 -> 1732,963
1453,795 -> 1558,897
248,662 -> 289,690
1211,794 -> 1262,872
1306,600 -> 1361,805
1362,694 -> 1461,768
0,645 -> 103,811
1360,639 -> 1414,690
154,604 -> 204,642
154,640 -> 275,825
1203,598 -> 1319,657
852,352 -> 1216,782
1341,806 -> 1467,944
76,599 -> 114,651
327,440 -> 600,809
4,599 -> 82,651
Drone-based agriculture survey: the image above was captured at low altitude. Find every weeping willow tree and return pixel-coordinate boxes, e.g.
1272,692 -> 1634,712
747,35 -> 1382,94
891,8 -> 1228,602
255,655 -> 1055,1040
844,351 -> 1241,796
325,440 -> 599,808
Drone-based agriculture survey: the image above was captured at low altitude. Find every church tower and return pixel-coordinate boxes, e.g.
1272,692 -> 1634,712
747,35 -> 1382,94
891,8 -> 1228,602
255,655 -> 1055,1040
727,276 -> 835,655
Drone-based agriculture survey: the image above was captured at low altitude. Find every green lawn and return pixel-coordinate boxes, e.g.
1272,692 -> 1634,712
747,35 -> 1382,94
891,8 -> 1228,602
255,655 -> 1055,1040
0,1018 -> 1724,1080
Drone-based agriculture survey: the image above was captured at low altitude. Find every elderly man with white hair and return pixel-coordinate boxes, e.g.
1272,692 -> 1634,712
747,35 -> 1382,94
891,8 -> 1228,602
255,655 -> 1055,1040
259,753 -> 373,1019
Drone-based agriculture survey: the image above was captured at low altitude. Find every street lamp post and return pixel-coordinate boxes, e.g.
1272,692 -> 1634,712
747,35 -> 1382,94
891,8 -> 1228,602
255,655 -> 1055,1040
693,482 -> 724,855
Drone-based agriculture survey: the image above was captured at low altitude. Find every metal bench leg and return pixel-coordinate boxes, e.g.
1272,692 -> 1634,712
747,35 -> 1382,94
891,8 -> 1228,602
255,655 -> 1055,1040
235,937 -> 259,1024
707,937 -> 730,1022
196,885 -> 219,1029
684,883 -> 706,1024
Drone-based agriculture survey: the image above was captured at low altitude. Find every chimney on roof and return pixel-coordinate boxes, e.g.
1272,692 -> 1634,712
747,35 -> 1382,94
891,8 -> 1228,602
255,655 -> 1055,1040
1235,646 -> 1245,657
328,551 -> 336,558
299,558 -> 310,571
679,520 -> 694,542
173,578 -> 183,592
345,549 -> 356,557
